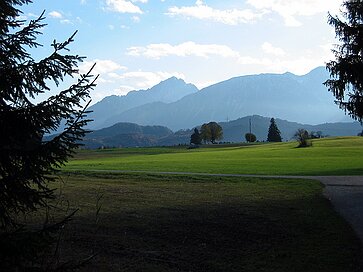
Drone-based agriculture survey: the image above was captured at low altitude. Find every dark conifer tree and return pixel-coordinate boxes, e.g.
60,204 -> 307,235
0,1 -> 97,269
325,0 -> 363,121
190,128 -> 202,145
1,0 -> 97,228
267,118 -> 282,142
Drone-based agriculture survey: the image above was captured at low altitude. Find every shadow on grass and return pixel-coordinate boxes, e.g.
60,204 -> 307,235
60,198 -> 362,272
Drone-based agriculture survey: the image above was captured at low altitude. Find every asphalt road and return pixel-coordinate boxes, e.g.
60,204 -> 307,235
317,176 -> 363,246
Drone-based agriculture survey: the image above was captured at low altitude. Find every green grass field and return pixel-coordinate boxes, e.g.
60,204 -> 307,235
52,137 -> 363,270
64,137 -> 363,176
50,172 -> 361,271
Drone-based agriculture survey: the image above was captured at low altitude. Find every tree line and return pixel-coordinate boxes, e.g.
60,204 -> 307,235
190,118 -> 285,145
190,117 -> 333,147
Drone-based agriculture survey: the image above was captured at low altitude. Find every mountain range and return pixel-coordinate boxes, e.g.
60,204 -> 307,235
87,66 -> 351,131
82,116 -> 362,149
87,76 -> 198,129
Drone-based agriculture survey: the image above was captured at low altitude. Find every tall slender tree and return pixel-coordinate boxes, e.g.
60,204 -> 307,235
325,0 -> 363,121
267,118 -> 282,142
1,0 -> 96,228
0,1 -> 97,269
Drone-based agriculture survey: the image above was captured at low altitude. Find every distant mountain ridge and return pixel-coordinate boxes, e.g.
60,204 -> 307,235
91,67 -> 351,131
82,122 -> 173,149
221,115 -> 362,142
87,76 -> 198,129
81,116 -> 362,149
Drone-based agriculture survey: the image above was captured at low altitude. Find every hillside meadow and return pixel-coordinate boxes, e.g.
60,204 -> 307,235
50,136 -> 363,270
64,137 -> 363,176
47,173 -> 361,271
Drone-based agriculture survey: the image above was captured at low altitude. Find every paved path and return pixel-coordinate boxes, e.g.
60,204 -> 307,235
72,170 -> 363,247
317,176 -> 363,247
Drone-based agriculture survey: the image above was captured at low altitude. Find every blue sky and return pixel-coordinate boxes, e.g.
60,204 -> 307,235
21,0 -> 343,103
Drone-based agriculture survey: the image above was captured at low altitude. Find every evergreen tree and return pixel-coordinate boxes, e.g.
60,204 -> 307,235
325,0 -> 363,122
0,1 -> 97,269
1,0 -> 96,228
267,118 -> 282,142
190,128 -> 202,145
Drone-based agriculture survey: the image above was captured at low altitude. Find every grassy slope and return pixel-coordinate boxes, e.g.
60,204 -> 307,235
65,137 -> 363,176
52,173 -> 361,272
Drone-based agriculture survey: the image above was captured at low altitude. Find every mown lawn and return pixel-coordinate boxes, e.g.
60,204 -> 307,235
47,172 -> 362,272
64,137 -> 363,176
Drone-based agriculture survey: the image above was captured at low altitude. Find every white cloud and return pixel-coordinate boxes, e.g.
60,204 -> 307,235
27,13 -> 39,18
166,0 -> 267,25
196,0 -> 203,5
238,56 -> 270,66
127,41 -> 240,59
79,59 -> 127,75
16,15 -> 28,21
261,42 -> 286,56
60,19 -> 72,24
91,70 -> 186,100
48,11 -> 83,25
126,41 -> 272,68
255,43 -> 334,75
267,57 -> 325,75
132,15 -> 141,22
111,85 -> 136,96
320,43 -> 334,54
104,0 -> 143,14
48,11 -> 63,19
194,80 -> 217,90
132,0 -> 148,3
111,71 -> 186,89
247,0 -> 343,27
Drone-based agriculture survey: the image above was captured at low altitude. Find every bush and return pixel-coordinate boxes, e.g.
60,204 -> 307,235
293,129 -> 312,148
245,133 -> 257,143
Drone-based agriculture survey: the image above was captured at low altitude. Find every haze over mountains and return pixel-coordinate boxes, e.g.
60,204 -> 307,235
88,77 -> 198,129
82,116 -> 362,149
87,67 -> 350,132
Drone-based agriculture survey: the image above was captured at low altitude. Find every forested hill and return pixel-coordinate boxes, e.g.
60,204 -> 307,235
80,116 -> 362,149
